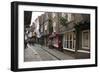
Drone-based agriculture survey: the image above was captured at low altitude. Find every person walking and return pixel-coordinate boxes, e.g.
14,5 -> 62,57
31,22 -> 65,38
24,33 -> 28,49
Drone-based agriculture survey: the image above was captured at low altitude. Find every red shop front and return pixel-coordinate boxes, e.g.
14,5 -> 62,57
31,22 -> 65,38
49,33 -> 63,50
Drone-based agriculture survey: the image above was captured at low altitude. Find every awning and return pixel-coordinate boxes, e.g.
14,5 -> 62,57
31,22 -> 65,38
49,34 -> 56,38
49,32 -> 62,38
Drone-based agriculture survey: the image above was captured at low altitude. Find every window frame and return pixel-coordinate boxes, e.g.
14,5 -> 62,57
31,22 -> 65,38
82,30 -> 90,49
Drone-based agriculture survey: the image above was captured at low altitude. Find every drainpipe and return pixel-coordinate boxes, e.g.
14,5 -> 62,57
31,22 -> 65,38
75,25 -> 80,59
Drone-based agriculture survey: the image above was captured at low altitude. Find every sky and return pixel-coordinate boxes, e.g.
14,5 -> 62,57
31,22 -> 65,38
30,12 -> 44,38
30,12 -> 44,26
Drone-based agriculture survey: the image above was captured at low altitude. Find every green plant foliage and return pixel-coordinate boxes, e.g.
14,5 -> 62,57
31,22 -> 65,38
59,17 -> 68,27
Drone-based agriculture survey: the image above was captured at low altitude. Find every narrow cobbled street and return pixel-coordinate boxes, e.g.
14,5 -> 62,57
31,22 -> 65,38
24,12 -> 90,62
24,44 -> 75,62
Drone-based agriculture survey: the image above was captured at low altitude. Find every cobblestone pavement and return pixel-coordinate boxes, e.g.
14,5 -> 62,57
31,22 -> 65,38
24,44 -> 41,62
24,44 -> 75,62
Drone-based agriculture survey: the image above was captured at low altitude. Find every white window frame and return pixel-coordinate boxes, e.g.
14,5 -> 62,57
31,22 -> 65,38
67,14 -> 72,22
52,13 -> 56,18
82,30 -> 90,49
46,13 -> 48,19
44,23 -> 48,30
63,32 -> 76,51
62,13 -> 66,17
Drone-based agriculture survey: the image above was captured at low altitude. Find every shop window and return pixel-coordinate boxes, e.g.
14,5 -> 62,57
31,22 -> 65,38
63,32 -> 76,50
82,30 -> 90,49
